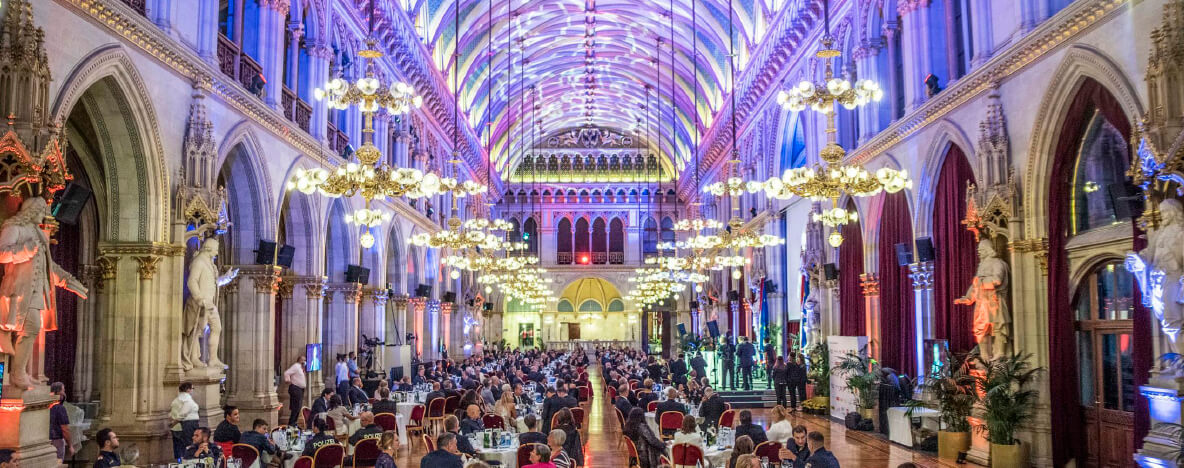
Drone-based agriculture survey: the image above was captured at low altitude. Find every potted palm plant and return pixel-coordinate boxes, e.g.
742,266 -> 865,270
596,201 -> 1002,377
806,342 -> 830,400
973,352 -> 1040,467
909,351 -> 976,460
835,347 -> 881,429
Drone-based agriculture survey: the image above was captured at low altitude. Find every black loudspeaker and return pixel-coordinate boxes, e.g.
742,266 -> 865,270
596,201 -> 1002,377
442,291 -> 456,303
677,323 -> 687,336
415,284 -> 432,298
823,263 -> 839,281
915,237 -> 935,263
277,244 -> 296,268
727,290 -> 740,302
255,241 -> 277,264
345,265 -> 370,284
52,183 -> 91,225
895,242 -> 914,266
689,300 -> 700,310
1109,182 -> 1145,220
706,320 -> 720,338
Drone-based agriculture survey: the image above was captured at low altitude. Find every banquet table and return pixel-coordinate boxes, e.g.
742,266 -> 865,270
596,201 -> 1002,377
468,437 -> 521,468
664,440 -> 730,468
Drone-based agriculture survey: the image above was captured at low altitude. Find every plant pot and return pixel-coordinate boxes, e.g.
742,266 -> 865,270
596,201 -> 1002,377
990,442 -> 1029,468
937,431 -> 970,460
806,383 -> 815,399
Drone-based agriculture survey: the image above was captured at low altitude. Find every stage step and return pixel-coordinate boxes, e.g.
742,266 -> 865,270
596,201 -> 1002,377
716,389 -> 777,409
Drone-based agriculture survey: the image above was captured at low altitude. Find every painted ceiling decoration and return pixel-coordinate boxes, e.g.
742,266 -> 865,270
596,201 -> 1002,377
394,0 -> 782,177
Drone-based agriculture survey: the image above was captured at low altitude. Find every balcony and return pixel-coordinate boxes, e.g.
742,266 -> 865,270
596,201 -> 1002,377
557,252 -> 573,265
217,35 -> 264,95
326,121 -> 349,156
282,86 -> 313,133
608,252 -> 624,265
121,0 -> 146,15
591,252 -> 607,265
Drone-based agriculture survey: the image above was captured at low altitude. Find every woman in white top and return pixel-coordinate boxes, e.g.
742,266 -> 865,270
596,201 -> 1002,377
764,405 -> 794,444
169,382 -> 200,459
325,394 -> 357,436
494,389 -> 519,432
671,414 -> 710,467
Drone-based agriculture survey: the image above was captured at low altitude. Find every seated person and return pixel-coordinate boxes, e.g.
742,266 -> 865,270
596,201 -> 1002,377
444,415 -> 478,456
349,412 -> 383,446
460,404 -> 485,435
734,410 -> 768,445
301,417 -> 341,457
212,406 -> 241,444
240,419 -> 278,461
519,414 -> 548,445
421,433 -> 465,468
371,388 -> 398,415
184,427 -> 224,467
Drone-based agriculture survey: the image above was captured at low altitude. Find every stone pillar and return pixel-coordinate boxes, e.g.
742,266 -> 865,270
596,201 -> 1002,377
148,0 -> 173,32
94,243 -> 188,464
284,20 -> 304,90
967,0 -> 994,68
304,40 -> 332,140
898,0 -> 934,111
323,283 -> 362,387
196,0 -> 219,63
360,288 -> 390,374
909,262 -> 934,380
0,387 -> 57,467
256,0 -> 288,109
852,43 -> 883,142
882,22 -> 902,120
278,276 -> 326,418
860,273 -> 881,360
225,265 -> 283,426
1007,236 -> 1052,467
73,264 -> 101,402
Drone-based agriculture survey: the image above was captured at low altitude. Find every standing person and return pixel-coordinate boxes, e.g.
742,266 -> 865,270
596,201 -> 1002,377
169,383 -> 200,460
49,382 -> 72,462
791,354 -> 808,411
335,354 -> 350,396
348,351 -> 360,379
670,353 -> 688,386
92,429 -> 121,468
283,355 -> 307,426
764,345 -> 777,389
691,351 -> 708,383
802,431 -> 840,468
721,335 -> 736,391
737,337 -> 756,391
771,356 -> 790,408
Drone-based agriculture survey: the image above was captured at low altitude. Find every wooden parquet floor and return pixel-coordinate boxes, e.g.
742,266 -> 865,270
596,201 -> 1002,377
393,365 -> 981,467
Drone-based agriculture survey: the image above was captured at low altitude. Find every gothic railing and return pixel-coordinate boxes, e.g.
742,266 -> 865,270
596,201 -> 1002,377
121,0 -> 147,16
557,252 -> 573,265
216,35 -> 264,95
326,122 -> 349,156
592,252 -> 607,264
608,252 -> 624,264
282,86 -> 313,133
545,340 -> 637,352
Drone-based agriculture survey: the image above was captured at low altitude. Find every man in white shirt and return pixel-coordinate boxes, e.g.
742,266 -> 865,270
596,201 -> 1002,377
169,382 -> 200,460
283,355 -> 307,426
334,354 -> 350,397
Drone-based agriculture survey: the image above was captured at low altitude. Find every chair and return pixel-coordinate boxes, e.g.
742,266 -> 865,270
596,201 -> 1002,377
671,443 -> 705,468
724,402 -> 733,410
623,436 -> 640,468
658,412 -> 684,440
516,443 -> 543,467
351,438 -> 381,467
754,441 -> 783,462
444,395 -> 460,415
570,407 -> 585,430
646,401 -> 658,412
312,443 -> 345,468
482,413 -> 506,429
293,456 -> 314,468
422,433 -> 436,452
302,407 -> 313,429
374,412 -> 397,431
405,404 -> 426,446
613,407 -> 625,427
718,409 -> 737,428
229,444 -> 259,468
426,397 -> 446,436
577,386 -> 591,402
215,441 -> 234,457
629,380 -> 640,390
606,386 -> 618,402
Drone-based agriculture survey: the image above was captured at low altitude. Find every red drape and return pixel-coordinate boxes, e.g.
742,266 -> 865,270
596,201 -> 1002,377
877,192 -> 916,374
46,208 -> 81,392
1047,78 -> 1135,466
932,145 -> 978,355
839,200 -> 866,336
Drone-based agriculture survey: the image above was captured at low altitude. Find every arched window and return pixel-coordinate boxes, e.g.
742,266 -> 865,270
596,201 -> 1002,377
779,116 -> 807,173
509,218 -> 522,244
523,217 -> 539,255
609,218 -> 625,264
642,217 -> 658,256
217,0 -> 264,92
1071,112 -> 1130,234
660,217 -> 675,245
591,218 -> 607,264
557,218 -> 572,264
575,218 -> 590,264
1072,261 -> 1136,414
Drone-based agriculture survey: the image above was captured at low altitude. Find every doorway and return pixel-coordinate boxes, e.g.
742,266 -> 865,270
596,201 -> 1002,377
1073,261 -> 1135,467
567,323 -> 581,340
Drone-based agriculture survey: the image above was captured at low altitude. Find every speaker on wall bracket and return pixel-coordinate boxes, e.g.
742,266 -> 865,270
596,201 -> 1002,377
915,237 -> 935,263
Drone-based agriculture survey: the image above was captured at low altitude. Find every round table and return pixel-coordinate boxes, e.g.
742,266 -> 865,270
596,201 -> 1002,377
645,412 -> 660,437
468,439 -> 520,468
396,402 -> 420,444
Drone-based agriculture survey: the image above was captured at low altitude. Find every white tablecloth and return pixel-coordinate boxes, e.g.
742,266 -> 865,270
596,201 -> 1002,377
645,412 -> 660,437
476,445 -> 520,468
886,406 -> 940,447
396,402 -> 420,444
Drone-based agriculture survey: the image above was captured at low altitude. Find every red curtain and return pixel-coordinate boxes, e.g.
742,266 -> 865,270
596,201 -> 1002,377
932,145 -> 977,355
1047,78 -> 1137,466
839,199 -> 865,336
877,192 -> 916,374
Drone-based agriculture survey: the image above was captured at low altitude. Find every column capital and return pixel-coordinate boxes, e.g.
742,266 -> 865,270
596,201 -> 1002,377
260,0 -> 290,13
1010,237 -> 1049,275
908,262 -> 935,290
276,277 -> 295,299
307,40 -> 334,60
94,256 -> 120,291
390,293 -> 411,305
239,265 -> 284,294
133,255 -> 162,280
897,0 -> 931,16
860,273 -> 880,296
366,288 -> 390,307
326,283 -> 364,304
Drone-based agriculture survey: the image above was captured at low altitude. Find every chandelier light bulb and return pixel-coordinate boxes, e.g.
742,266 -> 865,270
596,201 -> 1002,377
732,269 -> 742,280
360,231 -> 375,249
828,231 -> 845,248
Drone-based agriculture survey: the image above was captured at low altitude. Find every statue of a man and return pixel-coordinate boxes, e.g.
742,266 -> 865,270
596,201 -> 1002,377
803,290 -> 822,348
0,197 -> 88,389
955,239 -> 1011,361
182,237 -> 237,371
1126,199 -> 1184,354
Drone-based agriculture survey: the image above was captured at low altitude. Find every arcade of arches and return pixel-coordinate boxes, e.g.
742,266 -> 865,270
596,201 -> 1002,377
1,0 -> 1184,467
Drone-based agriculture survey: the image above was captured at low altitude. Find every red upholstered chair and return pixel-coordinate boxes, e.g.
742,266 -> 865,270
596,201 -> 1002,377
646,401 -> 658,412
230,444 -> 259,468
613,407 -> 625,427
293,456 -> 314,468
724,402 -> 733,410
215,441 -> 235,457
482,413 -> 506,429
606,386 -> 617,402
570,407 -> 585,430
302,407 -> 313,429
444,395 -> 460,415
658,412 -> 684,440
754,441 -> 783,462
426,398 -> 446,436
672,443 -> 705,468
312,443 -> 345,468
623,437 -> 640,467
629,380 -> 640,390
374,413 -> 397,431
517,443 -> 544,467
422,434 -> 436,452
351,438 -> 382,467
405,404 -> 426,444
718,409 -> 737,428
577,386 -> 591,402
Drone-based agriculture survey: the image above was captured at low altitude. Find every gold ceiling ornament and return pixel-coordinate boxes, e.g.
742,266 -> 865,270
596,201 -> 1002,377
757,35 -> 909,246
485,266 -> 555,307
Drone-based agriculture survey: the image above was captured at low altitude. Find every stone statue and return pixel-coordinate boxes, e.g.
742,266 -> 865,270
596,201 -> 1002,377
0,197 -> 88,389
1127,199 -> 1184,355
181,237 -> 238,371
955,239 -> 1011,361
803,290 -> 822,348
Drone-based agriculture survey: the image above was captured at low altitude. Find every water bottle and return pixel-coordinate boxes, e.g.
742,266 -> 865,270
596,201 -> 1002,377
760,456 -> 770,468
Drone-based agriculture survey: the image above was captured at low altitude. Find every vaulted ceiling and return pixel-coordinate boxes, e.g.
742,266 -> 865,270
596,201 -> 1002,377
405,0 -> 782,177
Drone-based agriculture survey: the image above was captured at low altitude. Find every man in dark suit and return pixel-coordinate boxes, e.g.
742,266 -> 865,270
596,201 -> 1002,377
527,365 -> 545,383
424,382 -> 447,405
737,336 -> 756,390
698,386 -> 726,430
421,433 -> 465,468
654,388 -> 687,436
646,357 -> 664,382
670,353 -> 689,386
444,416 -> 477,456
721,335 -> 736,390
346,377 -> 369,407
311,388 -> 333,415
691,352 -> 708,383
613,384 -> 634,418
734,410 -> 768,445
459,404 -> 484,435
371,388 -> 398,415
764,345 -> 778,389
541,383 -> 577,432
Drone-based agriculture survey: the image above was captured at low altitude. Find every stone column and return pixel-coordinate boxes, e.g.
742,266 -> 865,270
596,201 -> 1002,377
967,0 -> 994,68
73,264 -> 101,402
898,0 -> 934,111
278,276 -> 326,416
860,273 -> 881,360
1007,236 -> 1052,467
304,40 -> 332,140
323,283 -> 362,387
360,287 -> 390,374
225,265 -> 283,426
148,0 -> 173,32
284,21 -> 304,90
256,0 -> 288,109
909,262 -> 934,380
852,43 -> 883,142
196,0 -> 219,63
